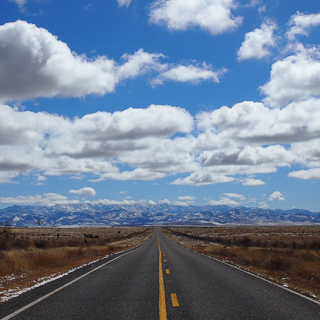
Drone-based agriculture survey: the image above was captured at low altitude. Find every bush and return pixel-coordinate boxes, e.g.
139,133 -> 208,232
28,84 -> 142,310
0,221 -> 15,250
34,239 -> 50,249
265,256 -> 291,271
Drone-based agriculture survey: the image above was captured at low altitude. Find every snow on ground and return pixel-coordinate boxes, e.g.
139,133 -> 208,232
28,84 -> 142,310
0,255 -> 111,303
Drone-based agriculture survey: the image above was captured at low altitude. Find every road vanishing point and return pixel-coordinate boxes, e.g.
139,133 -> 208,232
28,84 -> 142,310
1,229 -> 320,319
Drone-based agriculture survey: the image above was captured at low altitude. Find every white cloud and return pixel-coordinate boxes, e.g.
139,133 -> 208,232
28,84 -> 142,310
0,171 -> 21,185
94,168 -> 166,182
260,45 -> 320,107
222,193 -> 246,200
0,193 -> 80,206
178,195 -> 195,201
237,19 -> 278,61
242,178 -> 265,186
149,0 -> 242,35
286,12 -> 320,41
69,187 -> 97,198
117,0 -> 132,7
174,98 -> 320,185
35,174 -> 47,185
0,21 -> 223,102
172,170 -> 235,186
2,94 -> 320,186
268,191 -> 285,201
197,100 -> 320,145
151,63 -> 227,86
0,193 -> 164,207
288,168 -> 320,180
175,195 -> 196,206
159,199 -> 172,205
0,103 -> 194,182
0,21 -> 114,100
208,196 -> 239,206
258,201 -> 268,209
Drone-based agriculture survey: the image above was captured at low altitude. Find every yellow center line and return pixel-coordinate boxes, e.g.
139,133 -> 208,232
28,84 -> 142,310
166,269 -> 170,274
158,238 -> 167,320
171,293 -> 180,307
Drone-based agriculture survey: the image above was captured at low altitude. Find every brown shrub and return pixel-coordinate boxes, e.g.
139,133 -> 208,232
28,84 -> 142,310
265,255 -> 292,271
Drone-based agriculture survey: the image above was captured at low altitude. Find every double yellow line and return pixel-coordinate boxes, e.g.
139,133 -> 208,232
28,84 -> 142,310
158,238 -> 167,320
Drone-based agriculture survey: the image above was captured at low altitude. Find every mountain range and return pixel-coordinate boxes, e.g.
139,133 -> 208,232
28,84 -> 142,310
0,203 -> 320,227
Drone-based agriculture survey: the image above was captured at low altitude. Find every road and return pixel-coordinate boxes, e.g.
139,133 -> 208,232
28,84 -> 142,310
1,229 -> 320,319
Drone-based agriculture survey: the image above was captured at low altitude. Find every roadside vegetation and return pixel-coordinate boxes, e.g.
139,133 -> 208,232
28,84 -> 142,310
0,223 -> 153,302
162,226 -> 320,301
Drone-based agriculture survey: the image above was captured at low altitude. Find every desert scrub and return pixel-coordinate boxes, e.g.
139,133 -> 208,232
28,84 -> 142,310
0,245 -> 116,277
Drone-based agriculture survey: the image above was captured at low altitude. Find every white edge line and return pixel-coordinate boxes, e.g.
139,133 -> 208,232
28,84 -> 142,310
163,232 -> 320,307
1,235 -> 154,320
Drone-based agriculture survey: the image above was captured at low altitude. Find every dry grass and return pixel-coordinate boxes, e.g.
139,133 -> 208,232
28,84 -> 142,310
162,226 -> 320,301
0,227 -> 154,302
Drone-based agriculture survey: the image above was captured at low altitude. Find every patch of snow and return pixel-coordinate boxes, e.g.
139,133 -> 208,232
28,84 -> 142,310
0,255 -> 112,303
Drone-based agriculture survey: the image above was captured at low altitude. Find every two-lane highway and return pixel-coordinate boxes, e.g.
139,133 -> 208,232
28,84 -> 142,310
158,231 -> 320,319
1,229 -> 320,319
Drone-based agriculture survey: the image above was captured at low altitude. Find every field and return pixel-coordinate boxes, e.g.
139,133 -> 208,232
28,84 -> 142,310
0,226 -> 153,302
162,226 -> 320,302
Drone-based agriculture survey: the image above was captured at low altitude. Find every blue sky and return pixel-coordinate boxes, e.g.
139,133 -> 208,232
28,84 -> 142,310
1,0 -> 320,211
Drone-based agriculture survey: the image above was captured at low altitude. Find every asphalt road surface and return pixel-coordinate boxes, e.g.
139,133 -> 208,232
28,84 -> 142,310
1,229 -> 320,319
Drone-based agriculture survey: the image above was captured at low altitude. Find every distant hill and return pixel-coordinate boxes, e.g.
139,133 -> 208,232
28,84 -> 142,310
0,203 -> 320,227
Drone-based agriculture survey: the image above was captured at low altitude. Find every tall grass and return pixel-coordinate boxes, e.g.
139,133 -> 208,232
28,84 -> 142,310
0,245 -> 114,277
0,227 -> 153,278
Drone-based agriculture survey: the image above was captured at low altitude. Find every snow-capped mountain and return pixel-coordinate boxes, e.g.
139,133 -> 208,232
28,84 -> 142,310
1,203 -> 320,227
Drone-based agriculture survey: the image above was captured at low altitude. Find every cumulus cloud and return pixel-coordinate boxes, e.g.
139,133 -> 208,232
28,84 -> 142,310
260,45 -> 320,107
208,196 -> 240,206
178,196 -> 195,201
197,100 -> 320,144
0,21 -> 166,102
223,193 -> 246,200
0,103 -> 195,183
0,20 -> 226,102
2,94 -> 320,187
237,19 -> 278,61
0,193 -> 165,207
175,195 -> 196,206
172,169 -> 235,186
151,63 -> 228,86
286,12 -> 320,40
149,0 -> 242,35
258,201 -> 268,209
0,193 -> 80,206
242,178 -> 265,186
0,21 -> 113,100
268,191 -> 285,201
69,187 -> 97,198
288,168 -> 320,180
173,98 -> 320,185
0,171 -> 21,185
35,175 -> 47,185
